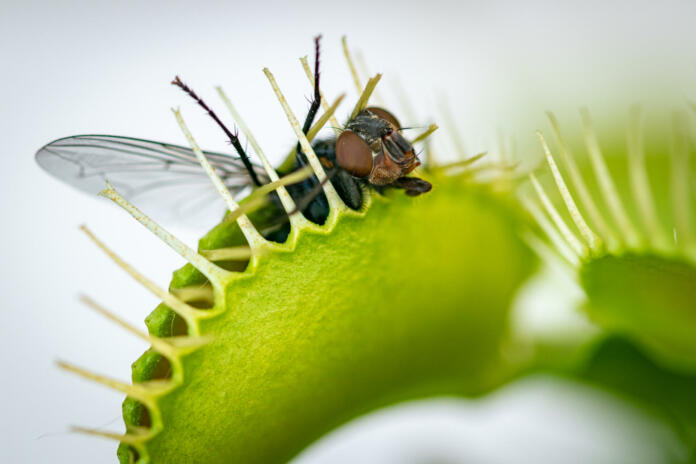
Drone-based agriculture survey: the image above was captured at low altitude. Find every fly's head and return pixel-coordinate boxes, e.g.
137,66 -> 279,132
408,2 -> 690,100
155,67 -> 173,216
338,107 -> 426,190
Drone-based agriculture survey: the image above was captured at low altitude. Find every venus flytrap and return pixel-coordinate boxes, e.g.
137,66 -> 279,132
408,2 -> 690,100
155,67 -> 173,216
53,42 -> 539,463
50,31 -> 696,460
55,35 -> 696,463
524,107 -> 696,375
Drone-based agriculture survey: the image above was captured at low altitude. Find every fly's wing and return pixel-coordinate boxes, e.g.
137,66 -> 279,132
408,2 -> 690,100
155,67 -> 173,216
35,135 -> 270,226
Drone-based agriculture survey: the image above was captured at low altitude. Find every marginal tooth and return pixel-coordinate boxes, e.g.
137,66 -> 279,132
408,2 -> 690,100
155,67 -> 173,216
353,49 -> 385,106
521,230 -> 579,271
349,74 -> 382,121
170,285 -> 214,309
79,295 -> 179,359
521,196 -> 580,267
430,154 -> 507,179
537,131 -> 602,253
57,361 -> 169,405
263,68 -> 345,213
199,246 -> 252,262
432,98 -> 467,169
173,109 -> 269,253
165,335 -> 213,353
435,152 -> 487,173
670,112 -> 696,258
627,106 -> 670,251
306,94 -> 345,141
280,94 -> 345,176
99,184 -> 229,286
341,35 -> 363,95
460,161 -> 519,179
546,111 -> 618,250
80,225 -> 205,331
529,173 -> 586,258
300,56 -> 342,135
215,166 -> 315,228
497,129 -> 509,163
215,86 -> 305,229
510,135 -> 519,161
393,77 -> 418,127
71,426 -> 150,445
579,108 -> 641,248
410,124 -> 439,144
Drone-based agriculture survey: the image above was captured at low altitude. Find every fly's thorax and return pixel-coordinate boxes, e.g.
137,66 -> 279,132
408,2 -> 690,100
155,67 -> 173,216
346,110 -> 392,152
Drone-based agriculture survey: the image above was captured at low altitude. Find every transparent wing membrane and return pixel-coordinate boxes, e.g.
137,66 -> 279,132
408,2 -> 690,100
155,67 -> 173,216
36,135 -> 269,225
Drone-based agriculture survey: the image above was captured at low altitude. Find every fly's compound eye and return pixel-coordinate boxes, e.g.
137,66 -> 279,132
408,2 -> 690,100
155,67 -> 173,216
336,130 -> 373,178
366,107 -> 401,131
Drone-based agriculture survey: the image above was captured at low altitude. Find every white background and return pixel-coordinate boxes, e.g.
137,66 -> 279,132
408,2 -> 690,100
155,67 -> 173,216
1,1 -> 695,462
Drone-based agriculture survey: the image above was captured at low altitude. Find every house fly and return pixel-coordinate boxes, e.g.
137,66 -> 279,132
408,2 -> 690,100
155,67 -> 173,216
35,36 -> 431,239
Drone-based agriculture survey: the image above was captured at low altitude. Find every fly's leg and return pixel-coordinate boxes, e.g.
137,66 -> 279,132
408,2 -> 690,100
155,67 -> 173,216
295,35 -> 323,166
172,76 -> 263,187
391,177 -> 432,196
334,170 -> 363,209
285,35 -> 333,224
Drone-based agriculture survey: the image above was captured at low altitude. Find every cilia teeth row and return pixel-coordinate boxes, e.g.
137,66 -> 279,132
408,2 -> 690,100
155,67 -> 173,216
57,38 -> 382,450
525,107 -> 696,269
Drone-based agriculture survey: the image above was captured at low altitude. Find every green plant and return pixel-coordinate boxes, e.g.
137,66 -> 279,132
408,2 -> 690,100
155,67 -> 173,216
520,106 -> 696,456
56,40 -> 696,463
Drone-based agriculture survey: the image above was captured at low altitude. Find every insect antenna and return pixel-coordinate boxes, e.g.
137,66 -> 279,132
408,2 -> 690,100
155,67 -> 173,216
171,76 -> 262,187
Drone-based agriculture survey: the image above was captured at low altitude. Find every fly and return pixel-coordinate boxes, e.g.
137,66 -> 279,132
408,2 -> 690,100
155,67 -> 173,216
35,36 -> 431,237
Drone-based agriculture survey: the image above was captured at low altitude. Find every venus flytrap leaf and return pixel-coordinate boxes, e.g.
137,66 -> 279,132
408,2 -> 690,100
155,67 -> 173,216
577,336 -> 696,451
35,38 -> 553,464
581,254 -> 696,370
35,26 -> 696,461
117,178 -> 535,463
527,107 -> 696,373
63,46 -> 537,461
54,38 -> 696,464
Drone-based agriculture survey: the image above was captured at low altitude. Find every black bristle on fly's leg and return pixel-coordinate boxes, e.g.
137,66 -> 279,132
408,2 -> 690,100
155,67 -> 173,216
171,76 -> 263,187
286,34 -> 332,225
284,35 -> 364,225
